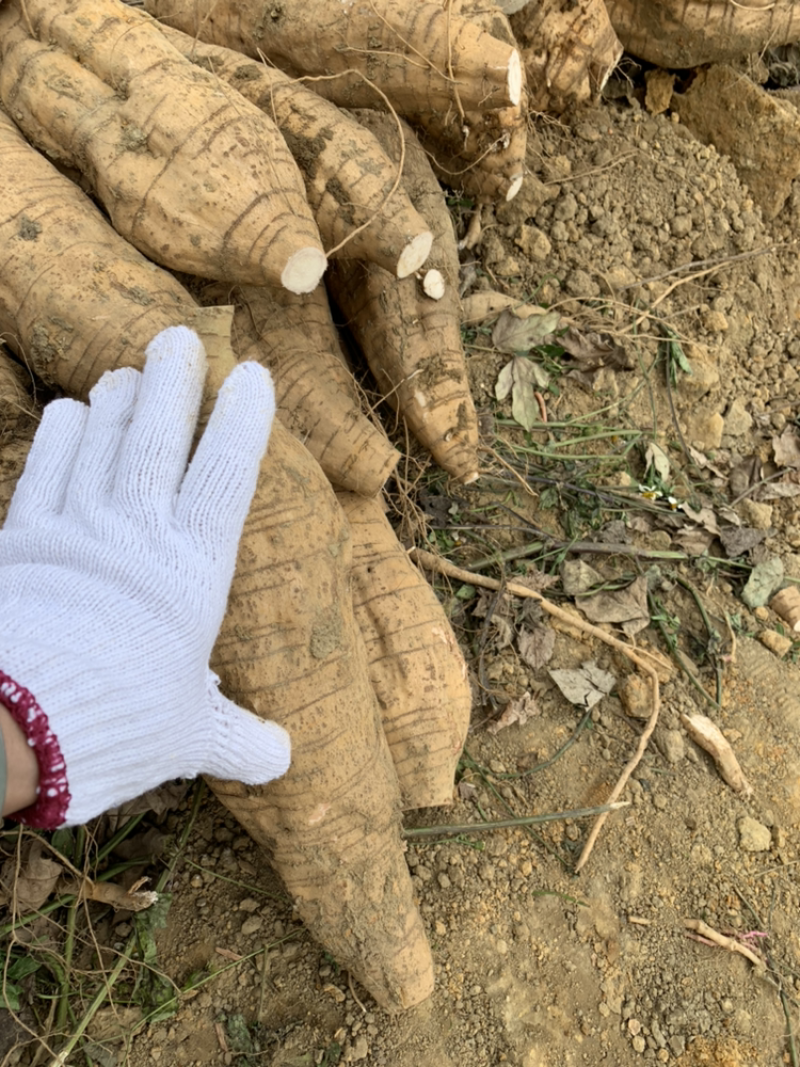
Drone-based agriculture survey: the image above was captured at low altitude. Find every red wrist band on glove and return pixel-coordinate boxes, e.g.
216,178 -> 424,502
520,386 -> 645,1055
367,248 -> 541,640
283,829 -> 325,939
0,670 -> 70,828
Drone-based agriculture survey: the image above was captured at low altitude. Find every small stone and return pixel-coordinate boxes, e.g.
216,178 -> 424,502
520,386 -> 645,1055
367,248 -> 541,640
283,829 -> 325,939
515,224 -> 552,260
437,873 -> 451,890
669,213 -> 693,238
240,916 -> 263,937
677,342 -> 719,399
351,1035 -> 369,1061
723,397 -> 753,437
685,411 -> 724,451
632,1035 -> 646,1053
758,630 -> 793,658
496,939 -> 509,955
656,728 -> 685,765
238,898 -> 259,913
575,123 -> 602,142
669,1035 -> 686,1057
323,983 -> 346,1003
628,1019 -> 642,1035
742,558 -> 784,608
620,674 -> 651,719
645,69 -> 676,114
737,816 -> 772,852
703,309 -> 729,333
738,499 -> 773,530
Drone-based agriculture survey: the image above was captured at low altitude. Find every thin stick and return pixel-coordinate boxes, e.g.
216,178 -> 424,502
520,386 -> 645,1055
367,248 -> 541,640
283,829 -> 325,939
403,800 -> 629,838
410,549 -> 660,872
616,244 -> 786,290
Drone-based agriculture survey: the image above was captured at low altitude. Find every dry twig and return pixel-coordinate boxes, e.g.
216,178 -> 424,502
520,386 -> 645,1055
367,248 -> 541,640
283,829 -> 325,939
409,549 -> 661,871
684,918 -> 765,969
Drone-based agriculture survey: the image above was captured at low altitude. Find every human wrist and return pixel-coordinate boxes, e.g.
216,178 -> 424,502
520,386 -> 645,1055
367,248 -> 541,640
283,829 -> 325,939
0,670 -> 68,827
0,699 -> 41,817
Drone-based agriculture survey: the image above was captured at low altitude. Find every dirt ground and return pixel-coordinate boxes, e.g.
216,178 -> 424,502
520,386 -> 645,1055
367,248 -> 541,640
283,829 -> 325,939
3,68 -> 800,1067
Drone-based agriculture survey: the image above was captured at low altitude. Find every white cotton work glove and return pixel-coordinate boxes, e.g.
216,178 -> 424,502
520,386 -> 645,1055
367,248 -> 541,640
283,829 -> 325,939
0,326 -> 290,828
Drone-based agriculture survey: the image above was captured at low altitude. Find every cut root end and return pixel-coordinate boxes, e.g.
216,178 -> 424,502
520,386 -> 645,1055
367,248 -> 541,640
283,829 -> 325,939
507,50 -> 522,107
281,247 -> 328,294
397,230 -> 434,278
505,173 -> 524,201
421,269 -> 445,300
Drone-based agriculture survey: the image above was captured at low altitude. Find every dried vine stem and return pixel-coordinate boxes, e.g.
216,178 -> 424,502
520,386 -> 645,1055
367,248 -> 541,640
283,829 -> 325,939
409,548 -> 661,872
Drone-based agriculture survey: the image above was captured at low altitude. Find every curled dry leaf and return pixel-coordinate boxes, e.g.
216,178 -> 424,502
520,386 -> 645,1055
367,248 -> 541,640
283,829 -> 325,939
559,327 -> 633,370
680,714 -> 752,796
61,877 -> 159,912
644,441 -> 671,483
488,691 -> 541,734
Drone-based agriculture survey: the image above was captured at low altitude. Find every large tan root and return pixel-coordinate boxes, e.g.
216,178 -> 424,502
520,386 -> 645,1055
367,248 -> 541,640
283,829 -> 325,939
337,491 -> 471,809
209,421 -> 434,1011
351,111 -> 462,288
158,24 -> 433,277
227,283 -> 400,496
409,0 -> 527,203
0,111 -> 197,397
144,0 -> 522,114
0,0 -> 325,293
328,256 -> 480,483
327,119 -> 479,483
605,0 -> 800,68
510,0 -> 623,114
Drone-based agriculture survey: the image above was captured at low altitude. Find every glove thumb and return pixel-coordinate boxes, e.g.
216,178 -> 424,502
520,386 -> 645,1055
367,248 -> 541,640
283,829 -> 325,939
203,676 -> 291,784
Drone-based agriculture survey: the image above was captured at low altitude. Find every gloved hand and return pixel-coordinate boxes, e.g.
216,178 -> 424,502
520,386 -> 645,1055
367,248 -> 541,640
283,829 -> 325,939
0,326 -> 290,828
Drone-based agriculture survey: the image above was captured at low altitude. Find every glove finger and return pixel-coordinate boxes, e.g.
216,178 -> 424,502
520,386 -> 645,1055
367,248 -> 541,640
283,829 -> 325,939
203,676 -> 290,784
176,361 -> 275,556
114,326 -> 206,517
64,367 -> 140,518
4,398 -> 87,528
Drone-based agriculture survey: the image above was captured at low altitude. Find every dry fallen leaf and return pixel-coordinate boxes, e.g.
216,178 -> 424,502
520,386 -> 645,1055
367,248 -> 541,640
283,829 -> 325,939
559,326 -> 633,370
488,691 -> 541,734
575,576 -> 650,636
549,661 -> 616,709
492,307 -> 561,353
0,841 -> 63,913
495,355 -> 549,431
518,625 -> 556,670
510,571 -> 559,594
772,427 -> 800,469
644,441 -> 671,483
719,526 -> 766,558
